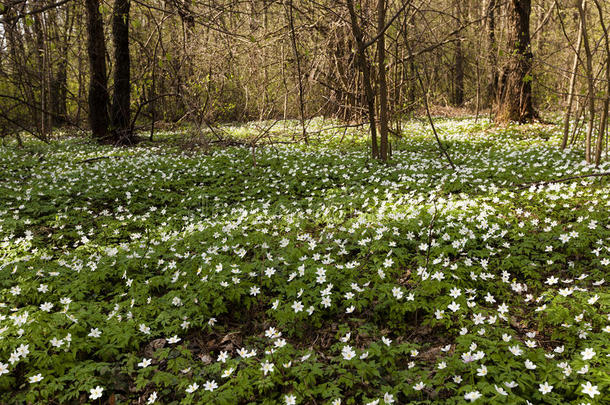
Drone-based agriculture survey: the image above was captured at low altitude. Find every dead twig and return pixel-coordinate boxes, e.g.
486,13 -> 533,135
77,155 -> 127,164
514,172 -> 610,189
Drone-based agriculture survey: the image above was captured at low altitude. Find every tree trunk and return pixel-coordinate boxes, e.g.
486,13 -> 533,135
33,13 -> 50,138
486,0 -> 498,107
401,13 -> 416,110
377,0 -> 389,160
285,0 -> 308,144
346,0 -> 378,159
47,3 -> 70,127
57,4 -> 74,125
593,0 -> 609,165
85,0 -> 110,141
50,65 -> 67,126
561,10 -> 583,150
111,0 -> 132,144
496,0 -> 535,123
576,0 -> 594,163
452,0 -> 464,106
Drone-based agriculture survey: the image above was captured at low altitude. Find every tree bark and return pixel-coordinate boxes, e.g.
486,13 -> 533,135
346,0 -> 378,159
377,0 -> 389,160
496,0 -> 535,123
33,13 -> 50,138
452,0 -> 464,106
50,62 -> 67,126
50,4 -> 74,126
85,0 -> 110,141
593,0 -> 609,166
486,0 -> 498,107
285,0 -> 308,144
576,0 -> 594,163
401,13 -> 416,110
111,0 -> 132,144
561,7 -> 583,150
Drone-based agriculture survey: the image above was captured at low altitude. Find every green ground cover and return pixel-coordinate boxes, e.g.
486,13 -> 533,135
0,118 -> 609,404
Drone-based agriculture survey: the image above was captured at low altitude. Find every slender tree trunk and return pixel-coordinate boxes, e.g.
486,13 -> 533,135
57,62 -> 68,124
377,0 -> 389,160
33,13 -> 49,138
76,25 -> 84,125
150,31 -> 162,141
561,11 -> 583,150
51,58 -> 67,125
285,0 -> 308,144
111,0 -> 132,144
475,57 -> 481,121
576,0 -> 594,162
496,0 -> 535,123
346,0 -> 378,159
486,0 -> 498,107
51,4 -> 73,126
593,0 -> 609,165
281,42 -> 288,121
394,38 -> 402,126
85,0 -> 110,141
5,9 -> 32,135
453,40 -> 464,106
46,5 -> 61,126
452,0 -> 464,106
408,57 -> 415,108
401,14 -> 416,111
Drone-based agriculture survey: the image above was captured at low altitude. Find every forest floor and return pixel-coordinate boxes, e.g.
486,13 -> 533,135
0,117 -> 609,404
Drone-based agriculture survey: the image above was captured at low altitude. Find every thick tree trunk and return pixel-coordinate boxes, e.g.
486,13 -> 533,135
111,0 -> 132,143
85,0 -> 110,141
377,0 -> 389,160
496,0 -> 535,123
346,0 -> 378,159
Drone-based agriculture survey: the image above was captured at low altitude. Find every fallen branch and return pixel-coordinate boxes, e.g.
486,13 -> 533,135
514,172 -> 610,189
77,155 -> 127,164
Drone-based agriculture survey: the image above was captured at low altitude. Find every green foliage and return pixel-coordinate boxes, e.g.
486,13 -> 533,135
0,118 -> 608,404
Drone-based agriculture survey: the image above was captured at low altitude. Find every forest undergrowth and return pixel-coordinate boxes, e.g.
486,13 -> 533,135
0,118 -> 608,404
